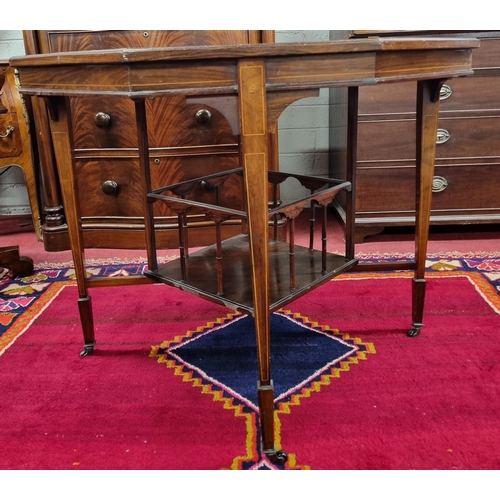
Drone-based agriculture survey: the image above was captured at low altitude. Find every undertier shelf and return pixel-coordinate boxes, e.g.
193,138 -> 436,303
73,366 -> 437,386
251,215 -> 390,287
145,234 -> 358,314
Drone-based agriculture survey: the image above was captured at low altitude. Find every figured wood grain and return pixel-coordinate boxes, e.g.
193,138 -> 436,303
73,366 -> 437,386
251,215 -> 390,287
21,30 -> 274,252
37,30 -> 259,53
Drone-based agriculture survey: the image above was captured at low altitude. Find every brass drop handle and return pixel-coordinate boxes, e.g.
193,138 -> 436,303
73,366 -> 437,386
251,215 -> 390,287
432,176 -> 448,193
102,180 -> 119,195
439,84 -> 453,101
94,112 -> 112,128
436,129 -> 450,145
0,125 -> 14,138
195,109 -> 212,125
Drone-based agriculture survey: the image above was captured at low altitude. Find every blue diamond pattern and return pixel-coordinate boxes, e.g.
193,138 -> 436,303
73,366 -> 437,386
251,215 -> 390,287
169,313 -> 358,407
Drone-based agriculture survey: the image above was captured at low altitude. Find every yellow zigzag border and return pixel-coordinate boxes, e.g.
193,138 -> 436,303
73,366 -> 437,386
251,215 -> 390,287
150,312 -> 262,468
150,308 -> 375,469
274,309 -> 375,418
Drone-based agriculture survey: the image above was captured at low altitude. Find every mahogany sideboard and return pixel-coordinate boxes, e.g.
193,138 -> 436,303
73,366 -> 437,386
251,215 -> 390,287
11,37 -> 478,463
22,30 -> 276,251
330,30 -> 500,242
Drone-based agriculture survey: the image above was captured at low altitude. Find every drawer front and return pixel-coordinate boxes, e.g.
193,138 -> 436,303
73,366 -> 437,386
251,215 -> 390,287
71,96 -> 238,150
352,32 -> 499,72
71,96 -> 137,150
358,115 -> 500,162
359,82 -> 415,116
438,75 -> 500,112
75,154 -> 242,219
356,163 -> 500,213
359,75 -> 500,116
0,114 -> 22,158
76,158 -> 143,218
147,97 -> 238,148
471,37 -> 500,71
42,30 -> 253,53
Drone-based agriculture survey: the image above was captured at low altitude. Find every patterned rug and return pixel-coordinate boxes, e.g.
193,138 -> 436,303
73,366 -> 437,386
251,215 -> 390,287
1,254 -> 499,469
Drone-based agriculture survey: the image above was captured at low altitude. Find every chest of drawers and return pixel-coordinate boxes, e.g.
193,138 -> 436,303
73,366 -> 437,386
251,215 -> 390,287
22,30 -> 275,251
329,31 -> 500,242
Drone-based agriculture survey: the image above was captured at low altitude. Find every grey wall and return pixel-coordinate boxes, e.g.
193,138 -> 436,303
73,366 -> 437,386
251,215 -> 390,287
275,31 -> 332,203
0,30 -> 346,213
0,30 -> 25,58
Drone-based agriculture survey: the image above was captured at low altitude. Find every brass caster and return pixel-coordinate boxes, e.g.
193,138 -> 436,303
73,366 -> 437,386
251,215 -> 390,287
265,449 -> 288,465
407,327 -> 421,337
80,342 -> 96,357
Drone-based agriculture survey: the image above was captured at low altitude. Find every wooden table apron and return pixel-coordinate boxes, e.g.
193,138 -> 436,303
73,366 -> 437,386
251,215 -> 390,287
11,38 -> 478,458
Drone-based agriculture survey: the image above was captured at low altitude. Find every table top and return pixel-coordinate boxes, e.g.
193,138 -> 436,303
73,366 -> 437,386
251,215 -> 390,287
10,38 -> 480,98
11,38 -> 480,64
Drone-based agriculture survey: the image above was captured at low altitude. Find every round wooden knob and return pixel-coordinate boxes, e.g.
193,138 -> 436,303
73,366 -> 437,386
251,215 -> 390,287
200,180 -> 214,191
94,112 -> 112,128
102,180 -> 119,195
195,109 -> 212,125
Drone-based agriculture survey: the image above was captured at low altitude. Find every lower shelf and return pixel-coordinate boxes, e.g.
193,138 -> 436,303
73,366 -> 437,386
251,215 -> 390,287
145,234 -> 358,314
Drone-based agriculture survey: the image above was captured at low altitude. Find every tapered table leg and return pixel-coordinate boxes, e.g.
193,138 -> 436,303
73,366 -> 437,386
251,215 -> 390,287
45,96 -> 96,355
345,86 -> 359,261
409,79 -> 445,337
237,59 -> 287,464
